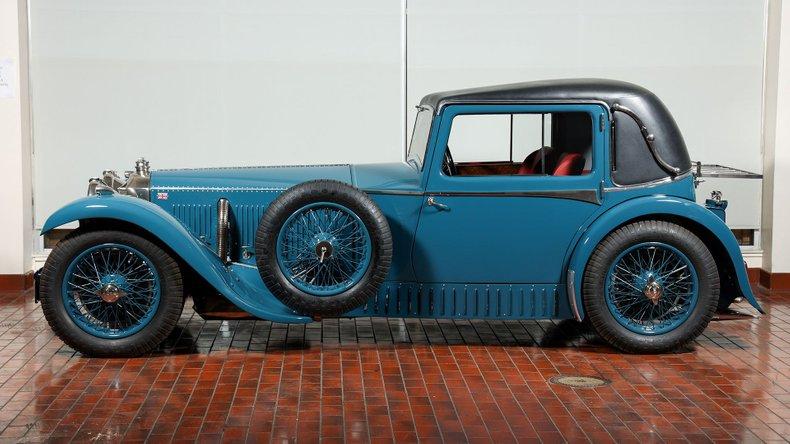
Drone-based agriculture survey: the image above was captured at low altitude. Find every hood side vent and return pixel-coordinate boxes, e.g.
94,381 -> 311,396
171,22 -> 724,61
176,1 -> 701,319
171,204 -> 214,246
233,204 -> 269,249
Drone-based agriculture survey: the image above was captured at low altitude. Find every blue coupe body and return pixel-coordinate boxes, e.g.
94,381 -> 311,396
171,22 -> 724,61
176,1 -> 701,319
40,80 -> 762,330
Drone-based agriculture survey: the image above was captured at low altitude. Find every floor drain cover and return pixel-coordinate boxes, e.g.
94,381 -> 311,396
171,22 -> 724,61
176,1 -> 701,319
549,375 -> 610,388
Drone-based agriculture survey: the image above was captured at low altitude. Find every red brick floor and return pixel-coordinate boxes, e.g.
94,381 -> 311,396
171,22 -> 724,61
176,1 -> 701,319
0,288 -> 788,443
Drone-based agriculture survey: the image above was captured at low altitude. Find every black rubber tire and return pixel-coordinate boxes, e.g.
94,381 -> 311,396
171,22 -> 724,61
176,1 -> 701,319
582,220 -> 719,353
255,180 -> 392,317
39,230 -> 184,357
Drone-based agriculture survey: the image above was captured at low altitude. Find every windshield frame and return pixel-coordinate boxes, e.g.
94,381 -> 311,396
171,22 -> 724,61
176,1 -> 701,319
406,105 -> 434,171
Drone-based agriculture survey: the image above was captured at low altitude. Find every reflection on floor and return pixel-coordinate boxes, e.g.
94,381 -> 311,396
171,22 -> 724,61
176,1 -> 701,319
0,287 -> 787,442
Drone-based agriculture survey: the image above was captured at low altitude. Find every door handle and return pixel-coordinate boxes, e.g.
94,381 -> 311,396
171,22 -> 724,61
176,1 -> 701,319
426,196 -> 450,211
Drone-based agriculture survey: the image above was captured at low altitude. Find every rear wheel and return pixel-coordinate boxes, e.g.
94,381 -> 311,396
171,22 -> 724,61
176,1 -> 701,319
39,230 -> 184,357
582,221 -> 719,353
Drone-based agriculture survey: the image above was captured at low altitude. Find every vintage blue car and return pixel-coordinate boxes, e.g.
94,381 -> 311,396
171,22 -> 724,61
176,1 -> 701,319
36,79 -> 762,356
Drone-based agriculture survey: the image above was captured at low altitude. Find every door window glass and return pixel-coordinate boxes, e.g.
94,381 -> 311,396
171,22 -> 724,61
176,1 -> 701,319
444,112 -> 592,177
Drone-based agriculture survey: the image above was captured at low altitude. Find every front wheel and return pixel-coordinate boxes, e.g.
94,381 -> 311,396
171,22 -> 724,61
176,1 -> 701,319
582,221 -> 719,353
39,230 -> 184,357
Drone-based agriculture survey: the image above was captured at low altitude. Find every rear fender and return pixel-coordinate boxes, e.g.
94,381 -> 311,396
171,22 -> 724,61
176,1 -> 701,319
566,195 -> 763,320
41,194 -> 310,323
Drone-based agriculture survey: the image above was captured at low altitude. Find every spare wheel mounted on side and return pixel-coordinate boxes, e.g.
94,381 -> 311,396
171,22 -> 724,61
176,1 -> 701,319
254,180 -> 393,317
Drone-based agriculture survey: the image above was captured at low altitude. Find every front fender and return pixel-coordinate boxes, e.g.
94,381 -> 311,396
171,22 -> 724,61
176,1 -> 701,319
41,194 -> 310,323
567,195 -> 763,319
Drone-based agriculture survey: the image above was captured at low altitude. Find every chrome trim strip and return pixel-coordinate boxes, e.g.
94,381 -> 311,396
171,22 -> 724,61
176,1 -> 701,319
155,163 -> 349,172
152,186 -> 286,192
605,171 -> 692,192
432,190 -> 601,204
436,99 -> 612,114
362,189 -> 424,196
155,185 -> 597,203
364,188 -> 600,203
567,269 -> 582,321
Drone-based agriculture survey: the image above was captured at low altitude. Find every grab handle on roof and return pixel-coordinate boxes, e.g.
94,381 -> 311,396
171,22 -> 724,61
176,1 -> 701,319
612,103 -> 681,176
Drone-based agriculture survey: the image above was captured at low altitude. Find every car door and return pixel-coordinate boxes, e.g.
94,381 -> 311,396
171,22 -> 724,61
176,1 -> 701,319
412,104 -> 607,284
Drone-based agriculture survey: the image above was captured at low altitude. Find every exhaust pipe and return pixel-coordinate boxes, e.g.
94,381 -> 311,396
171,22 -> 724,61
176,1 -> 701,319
217,198 -> 231,263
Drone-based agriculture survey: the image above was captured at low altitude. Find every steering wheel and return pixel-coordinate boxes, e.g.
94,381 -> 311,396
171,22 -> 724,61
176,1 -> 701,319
443,148 -> 458,176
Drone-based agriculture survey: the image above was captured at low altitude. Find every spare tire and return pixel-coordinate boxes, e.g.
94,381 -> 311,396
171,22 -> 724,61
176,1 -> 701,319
255,180 -> 392,316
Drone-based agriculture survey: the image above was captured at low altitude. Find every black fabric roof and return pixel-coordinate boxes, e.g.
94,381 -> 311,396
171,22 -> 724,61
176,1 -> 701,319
421,79 -> 691,178
420,78 -> 653,109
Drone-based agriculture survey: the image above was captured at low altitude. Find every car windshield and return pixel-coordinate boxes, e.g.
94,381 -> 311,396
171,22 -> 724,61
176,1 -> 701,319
406,107 -> 434,170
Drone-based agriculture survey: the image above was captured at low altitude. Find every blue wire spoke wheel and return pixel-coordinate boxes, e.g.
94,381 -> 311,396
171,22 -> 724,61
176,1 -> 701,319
61,243 -> 161,339
604,242 -> 699,335
257,180 -> 392,316
276,202 -> 373,296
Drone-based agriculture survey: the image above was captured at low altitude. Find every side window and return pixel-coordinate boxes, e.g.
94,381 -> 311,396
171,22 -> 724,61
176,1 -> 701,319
448,114 -> 511,163
444,112 -> 592,177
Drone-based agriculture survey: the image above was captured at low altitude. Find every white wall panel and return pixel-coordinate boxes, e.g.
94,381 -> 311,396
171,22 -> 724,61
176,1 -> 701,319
30,0 -> 403,227
31,0 -> 767,233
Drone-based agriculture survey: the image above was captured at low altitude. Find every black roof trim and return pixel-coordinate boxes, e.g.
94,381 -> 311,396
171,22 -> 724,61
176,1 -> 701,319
421,79 -> 647,110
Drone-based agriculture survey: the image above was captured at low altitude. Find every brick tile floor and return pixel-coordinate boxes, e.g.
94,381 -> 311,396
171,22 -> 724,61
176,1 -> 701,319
0,288 -> 787,442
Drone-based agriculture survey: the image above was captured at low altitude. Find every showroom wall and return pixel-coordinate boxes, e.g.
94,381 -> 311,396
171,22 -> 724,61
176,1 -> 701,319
30,0 -> 766,234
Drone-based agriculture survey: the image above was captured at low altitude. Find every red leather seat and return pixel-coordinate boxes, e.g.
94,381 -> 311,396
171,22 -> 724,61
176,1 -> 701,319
518,148 -> 585,176
518,147 -> 560,175
517,149 -> 542,175
553,153 -> 585,176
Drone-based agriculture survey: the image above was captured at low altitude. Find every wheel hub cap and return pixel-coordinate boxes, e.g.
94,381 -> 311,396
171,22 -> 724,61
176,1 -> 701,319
643,276 -> 662,305
98,283 -> 126,303
315,240 -> 333,263
97,274 -> 129,303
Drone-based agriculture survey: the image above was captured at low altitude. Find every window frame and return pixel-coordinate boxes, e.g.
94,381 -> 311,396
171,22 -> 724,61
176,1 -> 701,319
406,105 -> 436,171
424,103 -> 607,194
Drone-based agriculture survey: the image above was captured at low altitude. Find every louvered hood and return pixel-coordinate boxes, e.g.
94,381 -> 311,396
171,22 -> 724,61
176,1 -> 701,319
150,163 -> 353,190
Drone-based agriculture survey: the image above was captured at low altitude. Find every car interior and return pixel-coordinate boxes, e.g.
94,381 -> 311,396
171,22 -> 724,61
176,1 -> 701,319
443,112 -> 593,177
